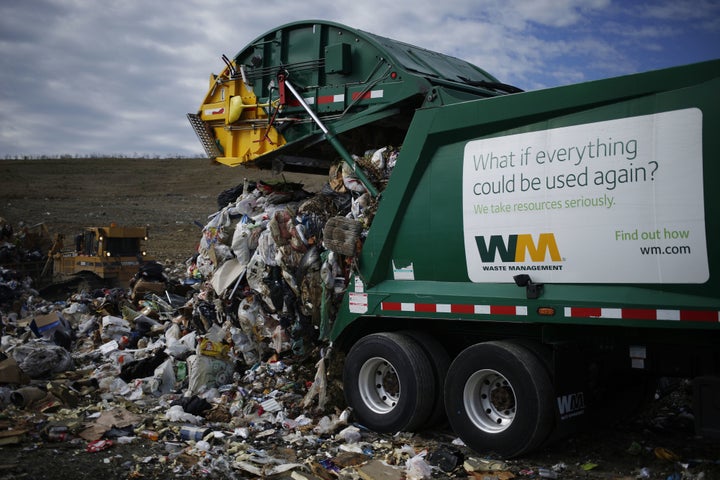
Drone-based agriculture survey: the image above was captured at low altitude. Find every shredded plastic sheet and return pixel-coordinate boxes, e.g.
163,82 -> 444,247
12,341 -> 73,378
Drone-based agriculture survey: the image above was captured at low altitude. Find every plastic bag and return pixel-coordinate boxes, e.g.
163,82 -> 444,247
231,217 -> 253,264
213,243 -> 235,266
0,386 -> 12,406
302,355 -> 327,409
12,341 -> 73,378
313,408 -> 350,435
186,354 -> 234,395
62,301 -> 89,324
154,358 -> 176,395
166,324 -> 194,359
255,230 -> 278,267
351,192 -> 371,220
165,404 -> 203,424
370,146 -> 388,169
271,325 -> 290,354
406,452 -> 432,480
232,329 -> 259,365
101,315 -> 131,342
342,161 -> 366,192
337,425 -> 361,443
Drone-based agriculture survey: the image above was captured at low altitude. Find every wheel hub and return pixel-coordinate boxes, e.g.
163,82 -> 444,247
464,369 -> 517,433
358,357 -> 400,414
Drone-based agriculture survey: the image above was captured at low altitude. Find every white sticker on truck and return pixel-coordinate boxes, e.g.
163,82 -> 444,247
462,108 -> 707,284
348,292 -> 368,314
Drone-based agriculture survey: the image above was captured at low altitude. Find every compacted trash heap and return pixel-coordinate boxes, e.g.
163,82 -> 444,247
188,20 -> 720,457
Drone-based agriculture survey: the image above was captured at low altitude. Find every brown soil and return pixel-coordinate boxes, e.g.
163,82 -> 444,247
0,158 -> 718,479
0,157 -> 327,266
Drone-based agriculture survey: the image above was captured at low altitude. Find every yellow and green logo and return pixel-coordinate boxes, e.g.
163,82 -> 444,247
476,233 -> 561,262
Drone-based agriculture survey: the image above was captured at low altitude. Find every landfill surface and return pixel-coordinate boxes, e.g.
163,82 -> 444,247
1,157 -> 719,480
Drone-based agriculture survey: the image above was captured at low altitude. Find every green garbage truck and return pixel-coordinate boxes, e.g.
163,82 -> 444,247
189,20 -> 720,457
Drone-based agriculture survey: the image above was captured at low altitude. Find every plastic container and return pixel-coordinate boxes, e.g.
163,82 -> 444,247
179,425 -> 209,441
139,430 -> 159,441
46,426 -> 69,442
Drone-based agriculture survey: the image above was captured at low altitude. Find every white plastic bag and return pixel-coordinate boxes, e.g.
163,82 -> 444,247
186,354 -> 234,395
231,217 -> 253,264
406,452 -> 432,480
165,404 -> 203,424
101,315 -> 131,342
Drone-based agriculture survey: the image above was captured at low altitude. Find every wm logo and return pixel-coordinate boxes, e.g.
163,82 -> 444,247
476,233 -> 561,262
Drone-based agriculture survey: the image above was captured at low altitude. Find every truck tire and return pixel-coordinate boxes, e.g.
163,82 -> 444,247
444,341 -> 555,458
344,332 -> 435,433
400,330 -> 450,428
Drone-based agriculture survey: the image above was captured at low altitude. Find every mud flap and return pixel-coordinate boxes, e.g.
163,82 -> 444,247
694,376 -> 720,438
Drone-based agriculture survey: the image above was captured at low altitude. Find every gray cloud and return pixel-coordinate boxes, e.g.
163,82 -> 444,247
0,0 -> 717,157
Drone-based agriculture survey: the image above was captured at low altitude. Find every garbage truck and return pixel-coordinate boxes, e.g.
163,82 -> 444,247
188,20 -> 720,457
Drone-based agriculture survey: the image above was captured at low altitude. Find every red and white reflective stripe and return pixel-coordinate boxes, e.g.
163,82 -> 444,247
564,307 -> 720,323
287,90 -> 383,107
351,90 -> 384,100
287,96 -> 315,106
381,302 -> 527,316
380,302 -> 719,323
317,94 -> 345,104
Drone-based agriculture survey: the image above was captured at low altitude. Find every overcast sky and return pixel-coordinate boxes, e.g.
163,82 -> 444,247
1,0 -> 718,158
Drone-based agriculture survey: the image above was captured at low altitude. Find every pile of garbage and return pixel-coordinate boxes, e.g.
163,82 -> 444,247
0,149 -> 715,480
0,218 -> 51,266
0,149 -> 474,478
0,218 -> 53,307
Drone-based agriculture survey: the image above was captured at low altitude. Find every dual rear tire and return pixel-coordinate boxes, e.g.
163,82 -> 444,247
344,334 -> 556,457
444,341 -> 555,457
343,332 -> 443,432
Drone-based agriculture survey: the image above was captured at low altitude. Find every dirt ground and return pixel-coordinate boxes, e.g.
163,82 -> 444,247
1,158 -> 718,479
0,157 -> 327,265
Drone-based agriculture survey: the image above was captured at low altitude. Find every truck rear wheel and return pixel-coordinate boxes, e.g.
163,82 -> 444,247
344,332 -> 435,432
444,341 -> 555,457
400,330 -> 450,428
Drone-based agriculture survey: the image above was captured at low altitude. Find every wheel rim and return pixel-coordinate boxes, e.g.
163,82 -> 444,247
463,369 -> 516,433
358,356 -> 400,414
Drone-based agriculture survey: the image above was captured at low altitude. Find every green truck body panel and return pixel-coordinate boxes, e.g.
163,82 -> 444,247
330,60 -> 720,341
195,19 -> 720,341
222,20 -> 505,170
193,21 -> 720,451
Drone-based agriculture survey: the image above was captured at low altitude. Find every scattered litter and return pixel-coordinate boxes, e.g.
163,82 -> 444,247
654,446 -> 681,462
427,446 -> 463,472
0,160 -> 716,479
86,439 -> 114,453
580,462 -> 598,471
464,457 -> 508,473
406,451 -> 432,480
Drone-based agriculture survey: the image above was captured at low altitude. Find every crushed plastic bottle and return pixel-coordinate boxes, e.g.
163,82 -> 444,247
538,468 -> 558,478
139,430 -> 159,441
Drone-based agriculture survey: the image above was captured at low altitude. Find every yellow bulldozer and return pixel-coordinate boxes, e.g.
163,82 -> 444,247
49,224 -> 152,287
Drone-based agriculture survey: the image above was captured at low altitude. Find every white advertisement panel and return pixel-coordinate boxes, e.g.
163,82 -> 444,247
462,108 -> 707,283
